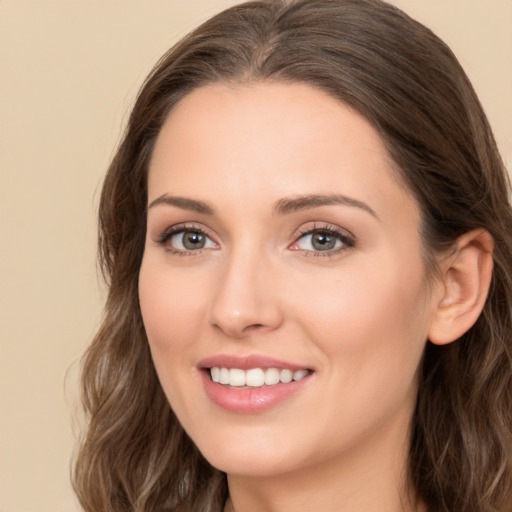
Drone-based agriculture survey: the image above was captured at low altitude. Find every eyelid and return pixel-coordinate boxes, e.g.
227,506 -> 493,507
154,222 -> 219,254
152,221 -> 356,257
289,223 -> 356,256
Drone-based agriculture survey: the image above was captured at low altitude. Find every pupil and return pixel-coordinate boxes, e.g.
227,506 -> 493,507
312,232 -> 335,251
183,231 -> 205,250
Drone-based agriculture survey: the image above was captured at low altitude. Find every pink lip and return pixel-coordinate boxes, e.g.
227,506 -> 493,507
198,354 -> 313,414
198,354 -> 309,371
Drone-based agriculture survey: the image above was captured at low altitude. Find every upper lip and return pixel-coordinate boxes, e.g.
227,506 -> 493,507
198,354 -> 312,371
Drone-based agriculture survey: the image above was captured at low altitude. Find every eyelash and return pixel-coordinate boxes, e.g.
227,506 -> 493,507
291,224 -> 356,258
155,224 -> 217,256
154,223 -> 356,257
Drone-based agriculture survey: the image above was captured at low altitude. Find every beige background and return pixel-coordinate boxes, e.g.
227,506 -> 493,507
0,1 -> 510,511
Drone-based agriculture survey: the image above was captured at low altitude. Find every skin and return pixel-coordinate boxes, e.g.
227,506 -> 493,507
138,82 -> 443,512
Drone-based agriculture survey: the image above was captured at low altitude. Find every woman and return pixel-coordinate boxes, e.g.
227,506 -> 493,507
73,1 -> 512,511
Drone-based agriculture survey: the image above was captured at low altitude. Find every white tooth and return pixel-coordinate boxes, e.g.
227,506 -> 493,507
280,369 -> 293,384
293,370 -> 309,381
229,368 -> 246,387
264,368 -> 280,385
211,367 -> 220,383
219,367 -> 230,385
246,368 -> 265,387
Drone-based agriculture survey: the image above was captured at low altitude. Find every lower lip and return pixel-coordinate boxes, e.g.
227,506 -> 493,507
200,370 -> 312,414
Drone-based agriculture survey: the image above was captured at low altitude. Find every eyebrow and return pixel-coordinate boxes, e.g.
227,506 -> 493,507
147,192 -> 377,219
148,194 -> 215,215
273,194 -> 378,218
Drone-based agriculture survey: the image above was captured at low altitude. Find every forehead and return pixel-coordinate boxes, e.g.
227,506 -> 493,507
151,81 -> 390,168
148,81 -> 417,224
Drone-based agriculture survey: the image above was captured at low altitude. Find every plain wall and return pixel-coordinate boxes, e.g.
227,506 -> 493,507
0,1 -> 510,511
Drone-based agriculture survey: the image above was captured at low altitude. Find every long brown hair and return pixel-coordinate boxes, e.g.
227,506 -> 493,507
73,1 -> 512,510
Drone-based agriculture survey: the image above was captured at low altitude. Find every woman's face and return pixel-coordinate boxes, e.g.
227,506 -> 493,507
139,82 -> 441,478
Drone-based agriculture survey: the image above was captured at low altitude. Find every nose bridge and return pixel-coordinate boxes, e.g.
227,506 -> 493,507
209,241 -> 282,337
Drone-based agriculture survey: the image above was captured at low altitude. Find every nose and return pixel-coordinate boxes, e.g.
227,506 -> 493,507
208,249 -> 284,338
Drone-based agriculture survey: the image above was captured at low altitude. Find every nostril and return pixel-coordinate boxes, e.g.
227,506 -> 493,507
242,323 -> 265,333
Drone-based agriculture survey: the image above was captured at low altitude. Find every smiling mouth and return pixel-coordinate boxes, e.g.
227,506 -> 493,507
208,367 -> 312,388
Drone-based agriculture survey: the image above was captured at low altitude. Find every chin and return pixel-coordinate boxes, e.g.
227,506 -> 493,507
192,428 -> 301,477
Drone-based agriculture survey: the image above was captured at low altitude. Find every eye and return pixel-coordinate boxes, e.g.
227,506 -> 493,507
157,226 -> 218,253
289,226 -> 355,255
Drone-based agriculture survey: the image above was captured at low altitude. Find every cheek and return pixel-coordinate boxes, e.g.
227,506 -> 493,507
138,260 -> 207,364
291,260 -> 430,446
138,259 -> 210,421
289,255 -> 430,374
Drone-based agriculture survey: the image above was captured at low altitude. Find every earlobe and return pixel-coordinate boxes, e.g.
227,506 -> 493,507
428,229 -> 494,346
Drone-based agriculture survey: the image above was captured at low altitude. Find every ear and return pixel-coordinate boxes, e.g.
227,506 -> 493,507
428,229 -> 494,346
